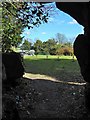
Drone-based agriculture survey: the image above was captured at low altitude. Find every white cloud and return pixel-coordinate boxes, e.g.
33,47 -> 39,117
48,17 -> 55,22
68,19 -> 78,24
48,17 -> 65,25
42,32 -> 46,35
25,31 -> 30,35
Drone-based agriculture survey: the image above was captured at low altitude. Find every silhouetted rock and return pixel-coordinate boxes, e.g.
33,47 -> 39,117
85,83 -> 90,111
2,52 -> 24,80
73,34 -> 90,83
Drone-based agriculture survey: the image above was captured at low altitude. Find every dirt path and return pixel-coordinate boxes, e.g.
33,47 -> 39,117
16,77 -> 89,119
3,76 -> 90,119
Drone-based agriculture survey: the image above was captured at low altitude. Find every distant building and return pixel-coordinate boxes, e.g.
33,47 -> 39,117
28,50 -> 35,56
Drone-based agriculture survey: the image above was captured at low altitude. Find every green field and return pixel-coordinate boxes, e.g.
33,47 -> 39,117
23,55 -> 83,83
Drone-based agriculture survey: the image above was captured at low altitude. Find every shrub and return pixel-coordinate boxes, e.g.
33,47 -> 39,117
63,47 -> 73,56
56,46 -> 73,56
49,48 -> 57,55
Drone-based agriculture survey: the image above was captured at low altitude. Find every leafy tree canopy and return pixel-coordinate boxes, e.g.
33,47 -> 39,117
2,2 -> 24,52
1,1 -> 56,52
20,39 -> 32,50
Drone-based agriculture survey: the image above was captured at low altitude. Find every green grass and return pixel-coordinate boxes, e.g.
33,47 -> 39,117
24,55 -> 74,60
23,55 -> 82,82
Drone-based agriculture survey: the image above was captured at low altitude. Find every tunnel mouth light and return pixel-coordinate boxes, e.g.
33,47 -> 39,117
23,72 -> 86,86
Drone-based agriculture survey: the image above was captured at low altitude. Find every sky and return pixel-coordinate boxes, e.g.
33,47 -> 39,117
21,2 -> 84,43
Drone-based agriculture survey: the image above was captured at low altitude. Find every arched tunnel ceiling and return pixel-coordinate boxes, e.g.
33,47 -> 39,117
56,2 -> 89,28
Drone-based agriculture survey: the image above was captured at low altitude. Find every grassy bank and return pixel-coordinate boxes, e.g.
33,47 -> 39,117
23,55 -> 84,83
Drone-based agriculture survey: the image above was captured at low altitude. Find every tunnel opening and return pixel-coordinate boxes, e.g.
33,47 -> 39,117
22,2 -> 85,86
2,2 -> 90,119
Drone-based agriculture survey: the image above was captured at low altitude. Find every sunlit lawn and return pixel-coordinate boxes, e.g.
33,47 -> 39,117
24,54 -> 75,60
23,55 -> 83,82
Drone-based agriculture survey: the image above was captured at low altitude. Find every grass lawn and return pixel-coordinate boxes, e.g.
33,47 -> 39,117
23,55 -> 84,83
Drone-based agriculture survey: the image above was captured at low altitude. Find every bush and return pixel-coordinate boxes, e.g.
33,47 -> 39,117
63,47 -> 73,56
56,46 -> 73,56
49,48 -> 57,55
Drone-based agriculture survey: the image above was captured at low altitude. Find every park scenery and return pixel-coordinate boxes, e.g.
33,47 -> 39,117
2,2 -> 90,120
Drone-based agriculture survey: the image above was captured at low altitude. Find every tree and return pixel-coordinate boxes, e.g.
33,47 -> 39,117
56,33 -> 68,44
56,44 -> 73,56
64,42 -> 72,47
21,40 -> 32,50
33,40 -> 42,54
42,38 -> 57,55
2,2 -> 24,52
17,2 -> 56,29
1,2 -> 56,52
49,47 -> 57,55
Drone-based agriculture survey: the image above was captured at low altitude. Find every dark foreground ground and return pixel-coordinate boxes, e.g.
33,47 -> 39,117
2,76 -> 90,120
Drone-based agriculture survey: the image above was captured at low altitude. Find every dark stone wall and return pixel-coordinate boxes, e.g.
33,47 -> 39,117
73,34 -> 90,82
2,52 -> 24,80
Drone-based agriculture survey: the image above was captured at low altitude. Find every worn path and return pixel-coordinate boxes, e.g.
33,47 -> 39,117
3,75 -> 90,119
13,77 -> 89,119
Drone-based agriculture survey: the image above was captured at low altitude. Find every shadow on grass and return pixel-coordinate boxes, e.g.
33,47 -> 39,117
24,58 -> 85,83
